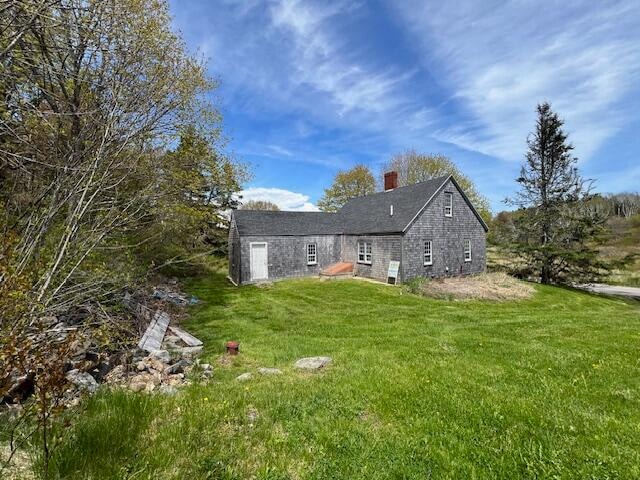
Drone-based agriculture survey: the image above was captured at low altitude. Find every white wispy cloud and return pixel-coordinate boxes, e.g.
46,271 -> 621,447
269,0 -> 414,117
391,0 -> 640,162
266,144 -> 293,156
239,187 -> 319,211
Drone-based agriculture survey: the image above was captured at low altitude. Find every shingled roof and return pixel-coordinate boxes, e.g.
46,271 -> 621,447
232,210 -> 341,236
338,175 -> 450,234
232,175 -> 488,236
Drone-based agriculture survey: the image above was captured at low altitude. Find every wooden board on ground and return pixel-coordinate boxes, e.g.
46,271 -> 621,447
168,325 -> 203,347
138,310 -> 170,352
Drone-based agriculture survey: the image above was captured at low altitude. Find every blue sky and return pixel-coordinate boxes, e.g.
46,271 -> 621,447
169,0 -> 640,212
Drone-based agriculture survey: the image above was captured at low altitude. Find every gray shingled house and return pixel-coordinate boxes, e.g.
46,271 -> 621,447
228,173 -> 488,285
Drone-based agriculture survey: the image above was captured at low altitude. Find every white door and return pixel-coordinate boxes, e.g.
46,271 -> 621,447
250,242 -> 268,281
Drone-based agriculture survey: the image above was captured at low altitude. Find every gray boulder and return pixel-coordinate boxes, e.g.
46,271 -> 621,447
294,356 -> 331,371
236,372 -> 253,382
257,367 -> 282,375
66,369 -> 99,394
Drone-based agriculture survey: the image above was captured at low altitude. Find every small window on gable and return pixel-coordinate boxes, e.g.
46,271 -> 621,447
444,192 -> 453,217
424,240 -> 433,266
358,241 -> 372,264
306,243 -> 317,265
464,239 -> 472,262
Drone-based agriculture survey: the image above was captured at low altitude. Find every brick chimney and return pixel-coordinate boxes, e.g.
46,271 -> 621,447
384,171 -> 398,191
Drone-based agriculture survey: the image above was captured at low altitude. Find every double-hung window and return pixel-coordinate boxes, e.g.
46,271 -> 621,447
464,239 -> 472,262
306,243 -> 317,265
424,240 -> 433,266
357,241 -> 372,264
444,192 -> 453,217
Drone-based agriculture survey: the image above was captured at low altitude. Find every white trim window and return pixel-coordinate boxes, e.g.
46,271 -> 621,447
424,240 -> 433,266
444,192 -> 453,217
357,241 -> 372,264
306,243 -> 317,265
464,239 -> 472,262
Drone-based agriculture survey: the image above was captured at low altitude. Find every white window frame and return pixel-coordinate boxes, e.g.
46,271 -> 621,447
464,239 -> 472,262
424,240 -> 433,266
444,192 -> 453,217
357,241 -> 372,264
306,243 -> 317,265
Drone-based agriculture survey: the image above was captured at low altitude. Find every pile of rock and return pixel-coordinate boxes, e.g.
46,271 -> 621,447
110,350 -> 186,394
2,280 -> 206,410
63,347 -> 212,401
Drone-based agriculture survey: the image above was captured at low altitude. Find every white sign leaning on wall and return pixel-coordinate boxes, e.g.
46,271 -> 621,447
387,260 -> 400,284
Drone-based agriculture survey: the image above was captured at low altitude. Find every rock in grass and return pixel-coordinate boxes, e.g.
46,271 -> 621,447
236,372 -> 253,382
294,357 -> 331,371
200,364 -> 214,378
257,367 -> 282,375
66,369 -> 99,394
158,385 -> 178,396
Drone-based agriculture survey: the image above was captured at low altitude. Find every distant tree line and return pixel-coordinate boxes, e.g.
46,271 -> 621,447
584,193 -> 640,219
492,191 -> 639,245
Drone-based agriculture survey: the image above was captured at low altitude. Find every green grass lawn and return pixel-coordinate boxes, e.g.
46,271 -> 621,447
48,273 -> 640,479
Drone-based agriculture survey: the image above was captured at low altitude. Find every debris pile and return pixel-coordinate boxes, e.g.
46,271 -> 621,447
153,287 -> 199,306
1,280 -> 206,409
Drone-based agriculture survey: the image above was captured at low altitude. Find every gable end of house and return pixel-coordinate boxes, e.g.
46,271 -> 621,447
401,175 -> 489,234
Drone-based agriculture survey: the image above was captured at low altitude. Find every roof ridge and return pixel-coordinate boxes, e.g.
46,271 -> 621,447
233,210 -> 335,214
340,174 -> 450,205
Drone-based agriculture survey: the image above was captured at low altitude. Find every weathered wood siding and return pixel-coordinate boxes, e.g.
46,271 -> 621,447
402,178 -> 486,280
228,217 -> 241,284
239,235 -> 341,284
341,234 -> 402,282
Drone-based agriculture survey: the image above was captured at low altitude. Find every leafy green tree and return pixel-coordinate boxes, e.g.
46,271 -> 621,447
0,2 -> 249,471
241,200 -> 280,211
318,165 -> 376,212
507,102 -> 605,284
383,151 -> 491,221
0,0 -> 249,307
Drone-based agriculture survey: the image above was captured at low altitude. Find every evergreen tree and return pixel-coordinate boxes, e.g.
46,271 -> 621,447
507,102 -> 604,283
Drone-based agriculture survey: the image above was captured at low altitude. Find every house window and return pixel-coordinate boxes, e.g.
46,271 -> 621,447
464,239 -> 472,262
306,243 -> 317,265
444,192 -> 453,217
358,241 -> 372,264
424,240 -> 433,266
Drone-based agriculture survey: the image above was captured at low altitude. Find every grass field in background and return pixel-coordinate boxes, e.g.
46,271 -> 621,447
47,273 -> 640,479
600,215 -> 640,286
488,215 -> 640,287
